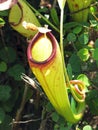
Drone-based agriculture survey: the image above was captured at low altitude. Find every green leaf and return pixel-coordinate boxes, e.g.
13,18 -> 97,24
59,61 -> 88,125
77,74 -> 90,93
54,124 -> 59,130
51,112 -> 59,122
78,33 -> 89,45
69,53 -> 81,73
70,97 -> 77,114
90,6 -> 96,14
0,10 -> 9,16
83,125 -> 92,130
77,74 -> 90,87
0,18 -> 5,27
95,39 -> 98,48
50,8 -> 59,26
2,102 -> 13,113
58,116 -> 65,124
73,26 -> 82,34
0,61 -> 7,72
46,102 -> 54,112
0,108 -> 5,124
96,60 -> 98,67
76,128 -> 81,130
77,48 -> 90,61
38,7 -> 48,13
0,47 -> 16,63
67,64 -> 72,80
7,64 -> 25,80
86,90 -> 98,115
60,124 -> 66,130
89,20 -> 98,27
92,48 -> 98,60
0,85 -> 11,102
67,33 -> 76,42
92,72 -> 98,86
2,87 -> 19,112
64,22 -> 79,31
0,115 -> 12,130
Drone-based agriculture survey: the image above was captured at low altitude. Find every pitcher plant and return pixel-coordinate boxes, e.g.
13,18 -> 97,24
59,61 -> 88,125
9,0 -> 40,38
26,28 -> 86,123
67,0 -> 93,22
24,0 -> 87,123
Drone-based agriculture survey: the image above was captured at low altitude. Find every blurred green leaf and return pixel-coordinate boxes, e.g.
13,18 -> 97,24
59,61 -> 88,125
50,8 -> 59,26
86,90 -> 98,115
0,18 -> 5,27
73,26 -> 82,34
69,53 -> 81,73
78,33 -> 89,45
92,72 -> 98,86
90,6 -> 96,14
0,85 -> 11,102
0,61 -> 7,72
76,128 -> 81,130
89,20 -> 98,27
51,112 -> 59,122
60,125 -> 66,130
0,10 -> 9,16
0,108 -> 5,124
38,7 -> 48,13
95,39 -> 98,48
54,124 -> 59,130
67,33 -> 76,42
46,102 -> 54,112
2,102 -> 14,113
83,125 -> 92,130
92,48 -> 98,60
7,64 -> 25,80
0,115 -> 12,130
70,97 -> 77,114
77,48 -> 90,61
67,63 -> 72,80
0,47 -> 16,63
2,87 -> 19,112
77,74 -> 90,87
58,116 -> 65,124
64,22 -> 79,31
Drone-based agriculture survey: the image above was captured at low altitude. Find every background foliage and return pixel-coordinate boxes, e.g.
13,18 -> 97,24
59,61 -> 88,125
0,0 -> 98,130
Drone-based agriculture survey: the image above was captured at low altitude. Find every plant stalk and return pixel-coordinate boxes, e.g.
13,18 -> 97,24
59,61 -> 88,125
12,86 -> 28,130
60,9 -> 71,87
25,1 -> 60,33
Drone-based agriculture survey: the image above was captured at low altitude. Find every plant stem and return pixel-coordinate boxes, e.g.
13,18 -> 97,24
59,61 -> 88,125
60,9 -> 70,87
12,86 -> 28,130
25,1 -> 60,33
12,71 -> 32,130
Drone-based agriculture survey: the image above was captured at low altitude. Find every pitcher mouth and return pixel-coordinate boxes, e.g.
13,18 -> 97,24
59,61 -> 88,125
27,32 -> 57,66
